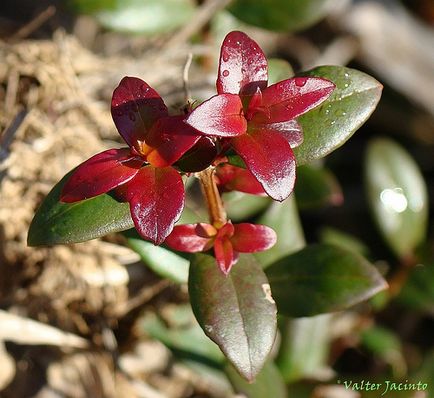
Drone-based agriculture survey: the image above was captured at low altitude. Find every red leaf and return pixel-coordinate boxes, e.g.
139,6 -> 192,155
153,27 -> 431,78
252,119 -> 303,147
111,77 -> 168,148
61,148 -> 143,203
215,163 -> 265,195
252,77 -> 335,124
165,224 -> 212,252
231,129 -> 296,202
175,136 -> 218,172
143,115 -> 201,167
186,94 -> 247,137
217,31 -> 268,96
231,224 -> 277,253
126,166 -> 184,244
214,237 -> 237,275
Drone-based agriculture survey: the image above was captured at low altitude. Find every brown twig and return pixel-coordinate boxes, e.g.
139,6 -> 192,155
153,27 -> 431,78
183,52 -> 194,103
166,0 -> 234,48
198,167 -> 227,227
0,109 -> 28,162
9,5 -> 56,43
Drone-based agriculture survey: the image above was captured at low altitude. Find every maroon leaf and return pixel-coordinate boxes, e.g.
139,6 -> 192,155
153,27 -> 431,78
111,77 -> 168,148
126,166 -> 184,244
186,94 -> 247,137
231,129 -> 296,202
252,119 -> 303,147
165,224 -> 213,252
217,31 -> 268,96
251,77 -> 335,124
215,163 -> 265,195
143,115 -> 202,167
61,149 -> 143,203
175,136 -> 218,172
231,224 -> 277,253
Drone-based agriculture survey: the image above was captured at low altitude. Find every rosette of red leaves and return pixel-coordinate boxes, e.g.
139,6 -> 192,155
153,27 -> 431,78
61,77 -> 202,244
165,222 -> 276,274
186,31 -> 335,201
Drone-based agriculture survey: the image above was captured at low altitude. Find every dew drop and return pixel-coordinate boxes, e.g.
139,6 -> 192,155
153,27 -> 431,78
222,70 -> 229,77
222,54 -> 229,62
141,84 -> 150,94
295,77 -> 307,87
344,72 -> 350,78
128,112 -> 136,122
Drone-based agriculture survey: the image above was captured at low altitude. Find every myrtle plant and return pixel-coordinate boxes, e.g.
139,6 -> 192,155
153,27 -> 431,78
28,31 -> 386,381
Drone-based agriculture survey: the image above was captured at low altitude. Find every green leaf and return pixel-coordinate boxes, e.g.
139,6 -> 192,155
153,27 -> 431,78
71,0 -> 195,35
228,0 -> 336,32
365,138 -> 428,259
295,165 -> 343,209
266,244 -> 388,317
268,58 -> 294,84
295,66 -> 383,165
319,227 -> 369,257
125,230 -> 189,284
189,253 -> 277,381
141,306 -> 224,364
226,360 -> 287,398
223,191 -> 270,222
28,171 -> 133,246
276,315 -> 333,382
255,196 -> 305,268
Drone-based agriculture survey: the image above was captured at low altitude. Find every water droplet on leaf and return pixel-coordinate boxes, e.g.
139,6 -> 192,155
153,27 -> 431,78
222,70 -> 229,77
295,77 -> 307,87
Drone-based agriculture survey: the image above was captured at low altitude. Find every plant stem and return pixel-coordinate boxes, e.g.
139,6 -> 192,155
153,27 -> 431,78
198,167 -> 227,227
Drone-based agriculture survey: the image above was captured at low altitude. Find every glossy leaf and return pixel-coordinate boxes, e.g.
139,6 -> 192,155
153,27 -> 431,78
268,58 -> 294,85
229,0 -> 337,32
294,164 -> 343,209
232,129 -> 296,201
176,136 -> 218,172
144,115 -> 201,167
189,253 -> 277,381
125,230 -> 189,284
215,163 -> 265,195
226,360 -> 287,398
28,171 -> 133,246
253,119 -> 303,148
294,66 -> 383,165
126,166 -> 184,245
251,77 -> 335,124
231,224 -> 276,253
319,227 -> 369,257
60,149 -> 142,202
165,224 -> 213,253
255,196 -> 305,268
72,0 -> 196,35
111,77 -> 168,148
266,244 -> 388,317
217,30 -> 268,95
186,94 -> 246,137
365,138 -> 428,259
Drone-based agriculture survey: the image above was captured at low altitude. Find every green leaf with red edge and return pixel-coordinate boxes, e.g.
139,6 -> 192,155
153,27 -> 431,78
295,66 -> 383,165
228,0 -> 336,32
365,138 -> 428,259
294,164 -> 343,209
189,253 -> 277,381
28,171 -> 133,246
217,30 -> 268,95
111,77 -> 168,148
186,94 -> 246,137
266,244 -> 388,317
126,166 -> 184,245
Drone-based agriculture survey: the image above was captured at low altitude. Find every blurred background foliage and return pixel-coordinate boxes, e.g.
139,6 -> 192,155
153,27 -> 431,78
0,0 -> 433,397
